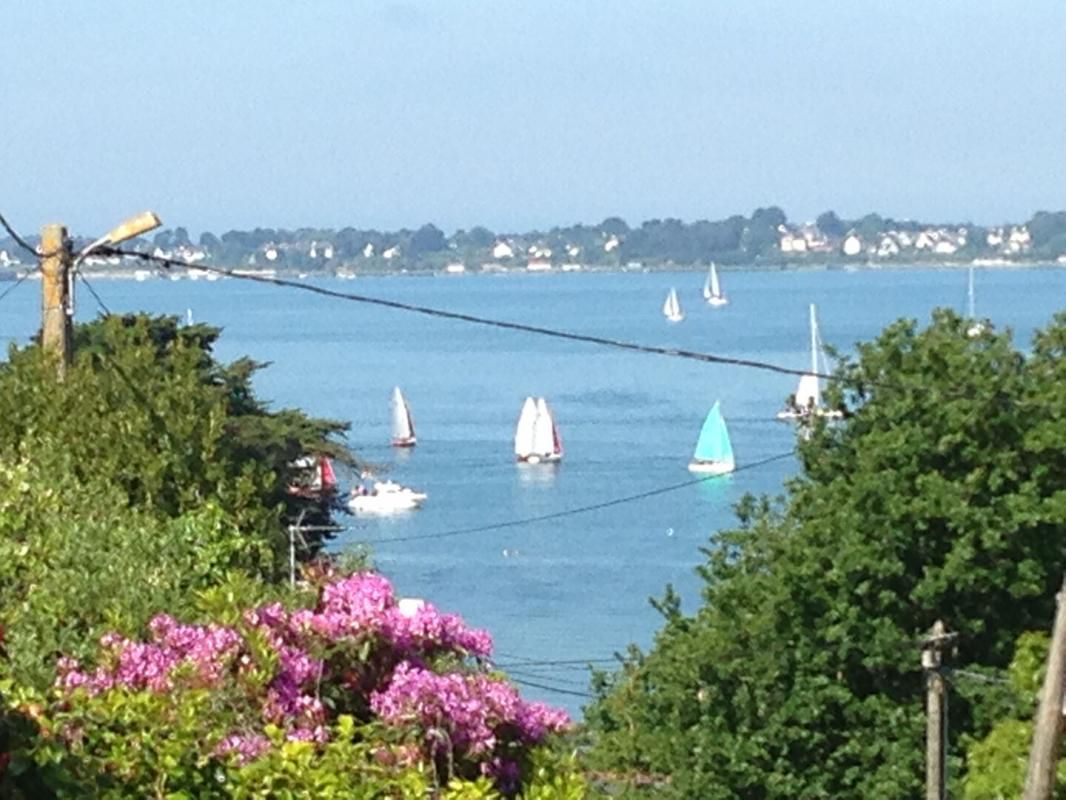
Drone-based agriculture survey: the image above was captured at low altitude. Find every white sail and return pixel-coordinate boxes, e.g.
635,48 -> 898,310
391,387 -> 416,446
705,263 -> 728,306
662,288 -> 684,321
532,397 -> 563,461
514,397 -> 538,459
777,304 -> 841,420
794,373 -> 821,410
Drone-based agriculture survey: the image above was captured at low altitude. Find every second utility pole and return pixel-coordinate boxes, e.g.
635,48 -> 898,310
39,223 -> 72,376
923,620 -> 950,800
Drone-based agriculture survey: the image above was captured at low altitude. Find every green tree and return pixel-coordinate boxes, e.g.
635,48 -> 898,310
0,314 -> 355,689
816,210 -> 846,237
587,310 -> 1066,799
410,223 -> 447,255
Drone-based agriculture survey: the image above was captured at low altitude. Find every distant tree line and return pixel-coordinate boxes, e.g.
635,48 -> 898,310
6,207 -> 1066,273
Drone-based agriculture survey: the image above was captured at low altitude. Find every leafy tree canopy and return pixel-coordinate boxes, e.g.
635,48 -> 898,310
587,310 -> 1066,799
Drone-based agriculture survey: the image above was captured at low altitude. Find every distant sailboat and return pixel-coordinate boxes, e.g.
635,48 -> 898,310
662,288 -> 684,322
776,304 -> 843,421
703,263 -> 728,307
391,387 -> 417,447
688,401 -> 736,474
514,396 -> 563,463
966,266 -> 985,337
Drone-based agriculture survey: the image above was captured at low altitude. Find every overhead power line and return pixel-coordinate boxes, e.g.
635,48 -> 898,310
0,211 -> 41,256
0,269 -> 36,305
78,273 -> 112,315
509,675 -> 594,699
361,450 -> 795,545
103,247 -> 843,383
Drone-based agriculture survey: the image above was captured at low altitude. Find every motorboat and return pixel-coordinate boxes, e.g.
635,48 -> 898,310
347,480 -> 427,513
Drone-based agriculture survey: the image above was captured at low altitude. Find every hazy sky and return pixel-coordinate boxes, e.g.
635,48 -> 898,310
5,1 -> 1065,236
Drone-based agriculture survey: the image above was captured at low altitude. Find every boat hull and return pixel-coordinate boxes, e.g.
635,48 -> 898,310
687,459 -> 735,475
516,453 -> 562,464
775,408 -> 843,421
391,437 -> 417,448
705,296 -> 728,307
348,492 -> 426,513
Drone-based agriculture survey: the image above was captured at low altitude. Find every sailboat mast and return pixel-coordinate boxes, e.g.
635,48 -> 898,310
809,303 -> 818,376
967,266 -> 976,318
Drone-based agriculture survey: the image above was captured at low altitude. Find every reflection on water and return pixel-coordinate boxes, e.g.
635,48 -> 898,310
515,462 -> 560,487
695,473 -> 733,506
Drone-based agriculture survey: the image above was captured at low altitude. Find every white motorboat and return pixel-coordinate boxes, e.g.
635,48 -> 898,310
348,480 -> 427,513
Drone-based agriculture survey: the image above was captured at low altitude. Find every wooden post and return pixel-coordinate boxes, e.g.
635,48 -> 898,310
923,620 -> 948,800
39,223 -> 71,375
1023,579 -> 1066,800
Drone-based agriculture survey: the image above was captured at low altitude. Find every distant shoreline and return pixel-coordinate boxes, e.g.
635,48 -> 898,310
16,259 -> 1056,283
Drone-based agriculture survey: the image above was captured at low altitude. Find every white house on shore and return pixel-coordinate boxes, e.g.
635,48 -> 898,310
842,234 -> 863,257
492,241 -> 515,259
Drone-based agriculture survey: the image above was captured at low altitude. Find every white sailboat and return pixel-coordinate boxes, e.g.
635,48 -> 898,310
514,397 -> 538,462
391,387 -> 417,447
966,266 -> 985,337
688,401 -> 736,474
514,396 -> 563,463
776,304 -> 843,421
662,288 -> 684,322
703,263 -> 728,307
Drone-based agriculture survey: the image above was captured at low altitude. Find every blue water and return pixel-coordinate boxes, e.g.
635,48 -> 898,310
2,266 -> 1064,714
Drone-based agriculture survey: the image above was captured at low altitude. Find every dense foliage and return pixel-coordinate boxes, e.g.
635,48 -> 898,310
0,313 -> 582,798
2,568 -> 578,798
0,314 -> 353,689
586,310 -> 1066,798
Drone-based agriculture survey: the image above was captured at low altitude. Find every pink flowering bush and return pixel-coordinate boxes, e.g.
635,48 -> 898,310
29,569 -> 575,797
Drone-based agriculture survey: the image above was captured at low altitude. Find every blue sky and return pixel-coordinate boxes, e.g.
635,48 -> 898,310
5,1 -> 1065,235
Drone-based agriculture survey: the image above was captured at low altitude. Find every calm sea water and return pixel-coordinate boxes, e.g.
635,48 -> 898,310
3,266 -> 1064,714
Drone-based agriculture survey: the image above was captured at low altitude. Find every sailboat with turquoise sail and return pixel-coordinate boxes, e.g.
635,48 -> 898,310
688,401 -> 736,474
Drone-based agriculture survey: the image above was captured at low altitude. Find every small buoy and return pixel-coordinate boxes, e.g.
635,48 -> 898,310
666,528 -> 675,537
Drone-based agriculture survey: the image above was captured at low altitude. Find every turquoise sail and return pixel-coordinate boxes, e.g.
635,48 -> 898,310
692,401 -> 734,463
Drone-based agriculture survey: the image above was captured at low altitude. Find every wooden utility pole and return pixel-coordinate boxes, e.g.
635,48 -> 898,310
1023,579 -> 1066,800
39,223 -> 72,375
922,620 -> 949,800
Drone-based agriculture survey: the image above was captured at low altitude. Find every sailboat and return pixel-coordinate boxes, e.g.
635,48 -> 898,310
662,288 -> 684,322
966,266 -> 985,337
390,387 -> 417,447
776,304 -> 843,421
534,397 -> 564,463
702,263 -> 728,307
688,401 -> 736,474
288,455 -> 338,497
514,396 -> 563,463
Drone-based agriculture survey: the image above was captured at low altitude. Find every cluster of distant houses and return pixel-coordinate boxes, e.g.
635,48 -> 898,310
778,223 -> 1034,261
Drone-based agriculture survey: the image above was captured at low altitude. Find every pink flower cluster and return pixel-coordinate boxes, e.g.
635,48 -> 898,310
370,662 -> 570,757
57,618 -> 241,694
287,572 -> 493,658
54,571 -> 568,792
